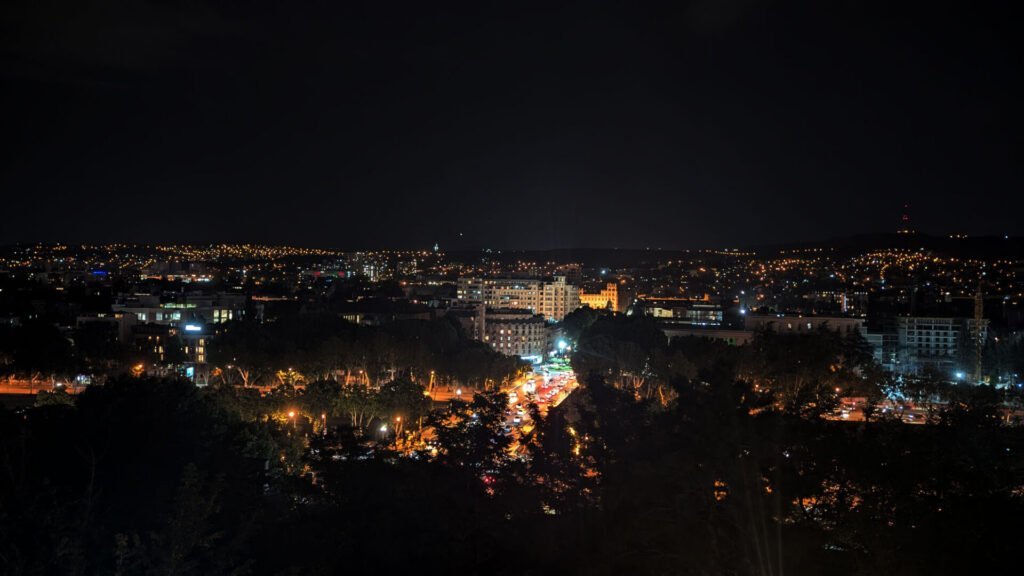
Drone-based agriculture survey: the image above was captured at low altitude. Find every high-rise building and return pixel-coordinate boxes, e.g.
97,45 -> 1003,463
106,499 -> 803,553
895,316 -> 988,377
456,276 -> 580,320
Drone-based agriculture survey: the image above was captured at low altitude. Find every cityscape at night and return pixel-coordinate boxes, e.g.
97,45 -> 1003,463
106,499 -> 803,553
2,1 -> 1023,575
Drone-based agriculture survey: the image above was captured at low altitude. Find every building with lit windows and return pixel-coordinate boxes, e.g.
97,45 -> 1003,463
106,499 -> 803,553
579,282 -> 619,312
895,316 -> 988,376
109,292 -> 242,386
744,313 -> 865,335
75,311 -> 137,343
112,291 -> 248,327
449,307 -> 549,362
635,297 -> 724,327
132,323 -> 175,363
456,276 -> 580,321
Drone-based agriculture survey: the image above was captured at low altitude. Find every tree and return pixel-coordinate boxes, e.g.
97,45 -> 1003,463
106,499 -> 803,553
377,377 -> 430,434
559,306 -> 603,343
1,320 -> 75,380
74,321 -> 126,371
430,390 -> 510,472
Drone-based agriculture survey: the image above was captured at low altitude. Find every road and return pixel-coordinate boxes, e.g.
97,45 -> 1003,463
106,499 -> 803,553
501,362 -> 578,446
824,398 -> 931,425
0,380 -> 85,395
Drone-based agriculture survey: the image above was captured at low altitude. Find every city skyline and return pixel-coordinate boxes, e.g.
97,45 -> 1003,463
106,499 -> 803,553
3,3 -> 1023,574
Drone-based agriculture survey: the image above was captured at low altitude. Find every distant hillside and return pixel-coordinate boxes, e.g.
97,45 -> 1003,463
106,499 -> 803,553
757,233 -> 1023,259
446,233 -> 1022,267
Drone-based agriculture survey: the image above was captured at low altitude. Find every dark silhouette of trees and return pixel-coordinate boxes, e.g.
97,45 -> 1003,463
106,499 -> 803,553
0,320 -> 75,381
206,314 -> 526,390
0,376 -> 290,575
430,390 -> 510,473
559,305 -> 604,343
4,313 -> 1024,575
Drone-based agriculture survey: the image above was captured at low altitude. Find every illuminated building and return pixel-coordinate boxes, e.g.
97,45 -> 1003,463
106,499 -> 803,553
896,316 -> 989,377
456,276 -> 580,320
112,292 -> 248,327
180,322 -> 210,385
579,282 -> 619,312
449,308 -> 549,362
635,296 -> 724,327
131,323 -> 175,363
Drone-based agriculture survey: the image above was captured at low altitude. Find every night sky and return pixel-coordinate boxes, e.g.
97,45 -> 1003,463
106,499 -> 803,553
2,1 -> 1021,249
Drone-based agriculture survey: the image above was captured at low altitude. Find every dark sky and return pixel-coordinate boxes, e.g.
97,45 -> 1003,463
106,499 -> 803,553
2,1 -> 1021,250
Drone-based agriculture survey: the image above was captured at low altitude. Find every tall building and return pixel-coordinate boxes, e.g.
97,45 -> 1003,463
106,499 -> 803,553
895,316 -> 988,377
456,276 -> 580,321
579,282 -> 619,312
862,330 -> 899,372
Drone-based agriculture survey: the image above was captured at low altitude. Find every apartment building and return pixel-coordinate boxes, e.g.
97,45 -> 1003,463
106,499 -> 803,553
456,276 -> 580,320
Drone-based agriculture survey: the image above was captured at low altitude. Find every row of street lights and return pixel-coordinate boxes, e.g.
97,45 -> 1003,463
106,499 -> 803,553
286,408 -> 404,441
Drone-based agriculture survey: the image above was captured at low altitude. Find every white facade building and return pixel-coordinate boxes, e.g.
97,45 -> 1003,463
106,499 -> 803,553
456,276 -> 579,321
451,308 -> 549,361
